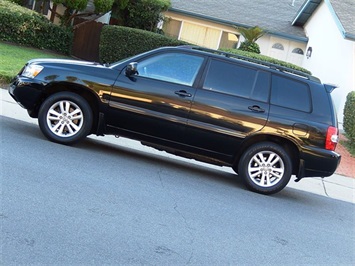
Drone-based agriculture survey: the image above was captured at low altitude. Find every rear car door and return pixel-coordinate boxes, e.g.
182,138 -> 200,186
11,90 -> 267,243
185,58 -> 271,158
106,51 -> 205,143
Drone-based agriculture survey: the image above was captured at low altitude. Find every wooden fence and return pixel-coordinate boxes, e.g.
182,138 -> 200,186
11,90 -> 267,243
71,20 -> 104,62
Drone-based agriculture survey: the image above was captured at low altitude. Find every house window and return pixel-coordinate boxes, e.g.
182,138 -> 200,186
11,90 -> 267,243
219,32 -> 239,49
34,0 -> 50,15
272,43 -> 284,50
292,48 -> 304,55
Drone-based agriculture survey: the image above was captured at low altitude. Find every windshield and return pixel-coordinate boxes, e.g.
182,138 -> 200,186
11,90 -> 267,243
108,56 -> 134,68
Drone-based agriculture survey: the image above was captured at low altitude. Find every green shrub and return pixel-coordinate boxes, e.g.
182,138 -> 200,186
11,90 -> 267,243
99,25 -> 186,63
99,25 -> 312,76
0,0 -> 72,54
343,91 -> 355,142
220,48 -> 311,75
238,41 -> 261,54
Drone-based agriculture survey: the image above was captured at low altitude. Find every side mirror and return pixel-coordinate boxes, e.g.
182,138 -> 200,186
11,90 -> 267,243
125,62 -> 138,76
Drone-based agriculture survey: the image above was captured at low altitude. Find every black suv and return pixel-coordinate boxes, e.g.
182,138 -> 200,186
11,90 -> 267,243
9,46 -> 341,194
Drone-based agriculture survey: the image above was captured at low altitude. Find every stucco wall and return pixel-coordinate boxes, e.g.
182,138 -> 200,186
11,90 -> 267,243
302,2 -> 355,126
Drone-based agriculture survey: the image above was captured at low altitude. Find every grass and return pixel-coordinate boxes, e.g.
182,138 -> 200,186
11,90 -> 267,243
0,42 -> 71,85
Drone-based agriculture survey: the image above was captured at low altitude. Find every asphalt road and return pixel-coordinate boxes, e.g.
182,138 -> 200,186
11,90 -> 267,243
1,116 -> 355,265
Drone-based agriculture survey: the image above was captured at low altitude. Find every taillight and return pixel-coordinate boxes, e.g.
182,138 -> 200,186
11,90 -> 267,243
325,126 -> 338,151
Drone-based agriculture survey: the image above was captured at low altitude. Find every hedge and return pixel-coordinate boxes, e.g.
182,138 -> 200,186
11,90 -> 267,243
0,0 -> 72,54
220,48 -> 312,75
99,25 -> 186,63
343,91 -> 355,142
100,26 -> 312,76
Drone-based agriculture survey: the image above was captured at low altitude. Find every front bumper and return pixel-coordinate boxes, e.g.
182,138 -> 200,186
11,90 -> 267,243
9,76 -> 45,111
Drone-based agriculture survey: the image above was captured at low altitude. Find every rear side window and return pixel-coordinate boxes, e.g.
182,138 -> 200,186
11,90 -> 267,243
203,59 -> 269,101
271,75 -> 311,112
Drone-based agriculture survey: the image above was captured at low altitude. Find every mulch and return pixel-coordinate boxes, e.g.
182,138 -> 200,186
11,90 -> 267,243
335,134 -> 355,178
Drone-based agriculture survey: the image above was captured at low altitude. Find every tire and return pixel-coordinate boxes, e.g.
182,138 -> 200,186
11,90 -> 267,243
38,92 -> 93,145
237,142 -> 292,195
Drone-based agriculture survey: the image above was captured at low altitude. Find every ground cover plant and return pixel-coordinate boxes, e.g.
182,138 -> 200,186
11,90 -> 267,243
0,42 -> 71,85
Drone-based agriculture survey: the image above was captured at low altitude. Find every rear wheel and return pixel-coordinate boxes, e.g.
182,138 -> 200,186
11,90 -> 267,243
38,92 -> 93,145
237,142 -> 292,194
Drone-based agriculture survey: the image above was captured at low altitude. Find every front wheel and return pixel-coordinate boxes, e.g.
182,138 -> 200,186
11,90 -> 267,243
38,92 -> 93,145
237,142 -> 292,195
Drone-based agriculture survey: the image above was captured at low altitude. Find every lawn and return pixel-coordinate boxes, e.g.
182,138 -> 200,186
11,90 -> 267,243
0,42 -> 71,85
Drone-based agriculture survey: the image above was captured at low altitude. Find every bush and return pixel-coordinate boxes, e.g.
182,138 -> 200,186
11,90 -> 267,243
238,41 -> 261,54
99,25 -> 186,63
0,0 -> 72,54
343,91 -> 355,142
220,48 -> 312,75
99,25 -> 312,76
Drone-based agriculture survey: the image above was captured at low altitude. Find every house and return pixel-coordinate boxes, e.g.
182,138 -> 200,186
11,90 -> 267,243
163,0 -> 355,126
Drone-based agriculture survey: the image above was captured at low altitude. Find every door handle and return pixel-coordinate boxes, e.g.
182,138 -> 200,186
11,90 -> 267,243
175,90 -> 192,97
248,105 -> 265,113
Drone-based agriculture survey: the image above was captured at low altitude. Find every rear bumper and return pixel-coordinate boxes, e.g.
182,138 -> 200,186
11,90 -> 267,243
298,146 -> 341,178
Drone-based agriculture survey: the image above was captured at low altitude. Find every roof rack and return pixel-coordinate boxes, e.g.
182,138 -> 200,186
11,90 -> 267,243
179,45 -> 320,82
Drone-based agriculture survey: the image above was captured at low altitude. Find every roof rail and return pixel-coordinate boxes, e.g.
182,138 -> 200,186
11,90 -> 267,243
179,45 -> 319,82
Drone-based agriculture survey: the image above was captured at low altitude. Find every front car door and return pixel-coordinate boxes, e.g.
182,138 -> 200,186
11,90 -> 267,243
106,51 -> 205,144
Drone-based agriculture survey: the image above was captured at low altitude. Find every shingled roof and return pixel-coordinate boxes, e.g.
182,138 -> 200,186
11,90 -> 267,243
169,0 -> 308,42
293,0 -> 355,40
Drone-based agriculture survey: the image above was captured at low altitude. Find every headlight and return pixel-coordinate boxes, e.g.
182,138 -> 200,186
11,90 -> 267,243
22,64 -> 44,78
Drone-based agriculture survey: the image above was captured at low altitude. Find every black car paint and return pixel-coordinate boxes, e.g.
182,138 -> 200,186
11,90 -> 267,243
9,46 -> 341,181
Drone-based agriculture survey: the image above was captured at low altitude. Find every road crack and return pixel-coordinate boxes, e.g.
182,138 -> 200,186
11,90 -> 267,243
321,178 -> 330,197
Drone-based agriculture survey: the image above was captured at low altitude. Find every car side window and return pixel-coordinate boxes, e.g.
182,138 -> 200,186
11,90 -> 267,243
203,59 -> 269,101
137,52 -> 204,86
271,75 -> 311,112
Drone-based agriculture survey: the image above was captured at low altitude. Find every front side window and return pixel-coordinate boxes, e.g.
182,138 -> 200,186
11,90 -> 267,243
137,53 -> 204,86
271,75 -> 311,112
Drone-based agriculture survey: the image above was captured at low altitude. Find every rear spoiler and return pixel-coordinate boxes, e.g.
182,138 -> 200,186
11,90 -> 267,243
324,84 -> 337,93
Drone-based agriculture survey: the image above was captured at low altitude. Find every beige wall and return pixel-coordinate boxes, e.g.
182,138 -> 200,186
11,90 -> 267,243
163,11 -> 239,49
163,11 -> 306,66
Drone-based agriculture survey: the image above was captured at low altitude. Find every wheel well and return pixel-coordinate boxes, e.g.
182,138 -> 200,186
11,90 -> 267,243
34,83 -> 101,134
233,135 -> 300,175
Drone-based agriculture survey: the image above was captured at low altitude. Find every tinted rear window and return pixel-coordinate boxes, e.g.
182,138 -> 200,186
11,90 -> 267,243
203,59 -> 256,98
271,75 -> 311,112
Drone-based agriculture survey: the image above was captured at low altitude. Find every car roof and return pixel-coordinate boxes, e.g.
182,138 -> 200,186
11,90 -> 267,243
168,45 -> 320,83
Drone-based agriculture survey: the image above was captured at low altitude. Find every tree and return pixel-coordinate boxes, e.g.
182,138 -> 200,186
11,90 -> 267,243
111,0 -> 170,32
52,0 -> 115,27
343,91 -> 355,142
236,26 -> 265,54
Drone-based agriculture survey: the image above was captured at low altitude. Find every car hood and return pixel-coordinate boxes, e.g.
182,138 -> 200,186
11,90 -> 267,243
28,58 -> 103,67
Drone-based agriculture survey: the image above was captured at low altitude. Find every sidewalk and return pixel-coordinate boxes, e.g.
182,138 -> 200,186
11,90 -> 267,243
1,88 -> 354,203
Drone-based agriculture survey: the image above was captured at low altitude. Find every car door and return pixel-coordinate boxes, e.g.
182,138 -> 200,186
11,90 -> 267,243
185,58 -> 271,158
106,51 -> 205,143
